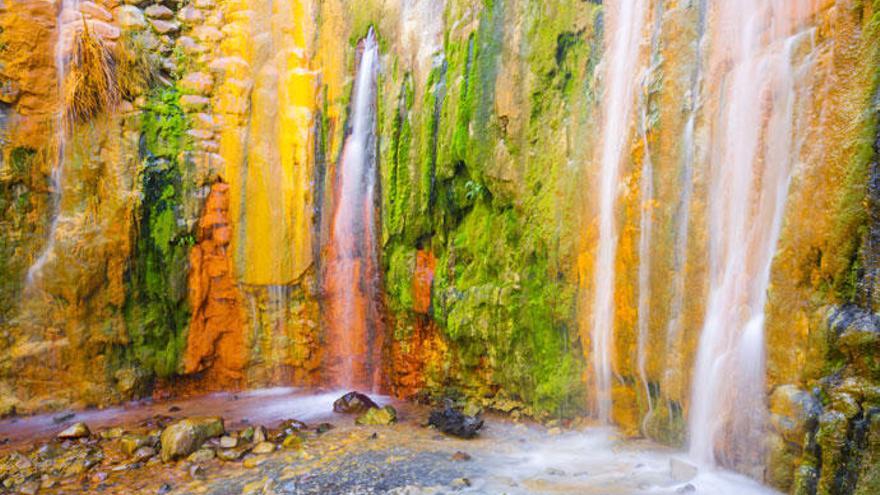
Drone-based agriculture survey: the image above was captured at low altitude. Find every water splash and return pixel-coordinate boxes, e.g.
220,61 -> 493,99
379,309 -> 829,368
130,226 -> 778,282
324,29 -> 383,390
25,0 -> 80,289
591,0 -> 648,423
688,0 -> 819,470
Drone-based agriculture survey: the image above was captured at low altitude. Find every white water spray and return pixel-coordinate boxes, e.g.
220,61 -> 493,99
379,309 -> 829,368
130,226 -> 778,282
26,0 -> 80,289
327,29 -> 381,389
688,0 -> 818,469
591,0 -> 648,423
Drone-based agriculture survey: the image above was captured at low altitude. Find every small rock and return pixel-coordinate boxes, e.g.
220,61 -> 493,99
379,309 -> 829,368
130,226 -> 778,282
100,427 -> 124,439
239,427 -> 255,442
169,406 -> 181,413
275,419 -> 308,440
80,1 -> 113,21
676,484 -> 696,494
157,484 -> 172,495
187,448 -> 216,463
219,436 -> 238,449
193,25 -> 223,42
180,95 -> 210,112
180,72 -> 214,95
177,5 -> 203,23
58,422 -> 90,439
19,480 -> 40,495
114,5 -> 147,29
545,467 -> 566,476
87,19 -> 121,40
160,417 -> 224,461
133,446 -> 156,462
253,426 -> 267,444
144,4 -> 173,19
120,434 -> 153,456
282,434 -> 303,450
251,441 -> 276,455
150,19 -> 179,35
451,477 -> 471,489
356,406 -> 397,426
314,423 -> 334,434
243,456 -> 264,468
451,451 -> 471,461
670,457 -> 698,482
189,464 -> 206,479
217,447 -> 247,461
428,402 -> 484,439
91,471 -> 109,483
333,391 -> 379,414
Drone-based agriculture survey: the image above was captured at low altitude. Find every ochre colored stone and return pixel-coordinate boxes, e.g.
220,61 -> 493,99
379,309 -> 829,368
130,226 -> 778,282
182,182 -> 246,389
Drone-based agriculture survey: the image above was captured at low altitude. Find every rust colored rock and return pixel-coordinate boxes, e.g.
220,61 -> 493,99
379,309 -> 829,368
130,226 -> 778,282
413,250 -> 435,314
182,182 -> 246,388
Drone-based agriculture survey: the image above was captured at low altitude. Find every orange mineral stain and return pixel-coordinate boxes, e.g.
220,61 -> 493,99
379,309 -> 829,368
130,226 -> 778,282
182,181 -> 246,389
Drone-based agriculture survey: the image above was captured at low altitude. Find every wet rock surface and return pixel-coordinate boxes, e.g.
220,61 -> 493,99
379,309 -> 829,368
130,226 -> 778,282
333,391 -> 380,414
356,406 -> 398,426
0,390 -> 782,494
427,403 -> 484,439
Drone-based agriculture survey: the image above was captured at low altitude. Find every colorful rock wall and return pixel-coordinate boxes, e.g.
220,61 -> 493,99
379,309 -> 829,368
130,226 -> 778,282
0,0 -> 877,491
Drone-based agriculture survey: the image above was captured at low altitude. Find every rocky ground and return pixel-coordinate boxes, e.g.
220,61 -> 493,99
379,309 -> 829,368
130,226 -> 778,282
0,389 -> 778,494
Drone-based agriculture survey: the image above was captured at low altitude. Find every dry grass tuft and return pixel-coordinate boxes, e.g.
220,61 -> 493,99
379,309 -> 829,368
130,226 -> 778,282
114,30 -> 164,100
63,21 -> 118,128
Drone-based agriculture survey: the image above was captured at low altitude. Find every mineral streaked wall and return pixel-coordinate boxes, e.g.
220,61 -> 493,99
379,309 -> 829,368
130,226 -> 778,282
0,0 -> 877,491
182,181 -> 246,389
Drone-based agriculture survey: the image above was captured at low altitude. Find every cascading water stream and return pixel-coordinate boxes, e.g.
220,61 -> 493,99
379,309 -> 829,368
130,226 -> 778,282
662,0 -> 708,415
635,1 -> 664,419
25,0 -> 80,289
688,0 -> 818,470
325,29 -> 382,390
591,0 -> 648,423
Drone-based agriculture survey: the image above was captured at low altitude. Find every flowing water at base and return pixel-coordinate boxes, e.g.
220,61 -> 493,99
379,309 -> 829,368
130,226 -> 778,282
0,389 -> 778,494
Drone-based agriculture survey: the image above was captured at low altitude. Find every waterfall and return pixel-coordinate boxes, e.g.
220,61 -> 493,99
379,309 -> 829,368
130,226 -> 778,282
688,0 -> 818,470
25,0 -> 80,289
661,0 -> 707,423
325,29 -> 382,390
635,1 -> 664,420
591,0 -> 648,423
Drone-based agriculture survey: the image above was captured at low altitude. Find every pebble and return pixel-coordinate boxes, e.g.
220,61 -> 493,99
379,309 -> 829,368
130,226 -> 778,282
251,442 -> 276,455
451,477 -> 471,489
219,436 -> 238,449
451,451 -> 471,461
57,422 -> 90,439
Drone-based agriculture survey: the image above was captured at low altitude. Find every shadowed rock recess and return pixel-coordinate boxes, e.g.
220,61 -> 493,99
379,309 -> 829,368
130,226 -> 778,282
0,0 -> 878,493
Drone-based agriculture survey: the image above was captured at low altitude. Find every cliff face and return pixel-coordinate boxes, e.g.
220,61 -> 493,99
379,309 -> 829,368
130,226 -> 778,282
0,0 -> 878,491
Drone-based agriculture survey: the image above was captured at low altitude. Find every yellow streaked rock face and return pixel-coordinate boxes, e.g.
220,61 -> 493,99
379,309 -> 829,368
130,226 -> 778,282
215,0 -> 318,285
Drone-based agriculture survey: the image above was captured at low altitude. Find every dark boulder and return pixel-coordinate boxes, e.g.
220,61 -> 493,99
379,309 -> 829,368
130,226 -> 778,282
428,403 -> 484,438
333,391 -> 379,414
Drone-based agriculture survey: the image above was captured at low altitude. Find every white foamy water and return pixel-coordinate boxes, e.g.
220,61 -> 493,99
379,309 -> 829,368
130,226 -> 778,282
688,0 -> 819,469
473,427 -> 780,495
